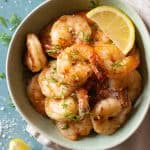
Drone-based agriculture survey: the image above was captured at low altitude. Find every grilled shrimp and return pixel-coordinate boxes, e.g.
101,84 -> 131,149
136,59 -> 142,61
45,88 -> 90,121
25,34 -> 47,72
45,96 -> 78,122
56,88 -> 92,140
27,74 -> 45,115
51,14 -> 91,46
109,70 -> 142,103
40,13 -> 92,58
38,61 -> 74,99
91,97 -> 131,135
57,44 -> 103,86
57,44 -> 93,86
95,44 -> 140,78
56,116 -> 92,141
41,14 -> 92,58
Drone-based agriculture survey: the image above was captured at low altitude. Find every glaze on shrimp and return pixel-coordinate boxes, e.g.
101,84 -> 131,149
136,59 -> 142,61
95,44 -> 140,78
38,61 -> 75,99
57,44 -> 94,86
109,70 -> 142,103
91,96 -> 131,135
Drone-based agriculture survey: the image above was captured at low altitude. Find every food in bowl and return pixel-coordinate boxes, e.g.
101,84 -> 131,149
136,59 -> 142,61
24,6 -> 142,141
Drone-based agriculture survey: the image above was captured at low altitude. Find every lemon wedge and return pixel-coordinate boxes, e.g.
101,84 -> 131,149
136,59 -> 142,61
8,138 -> 31,150
87,6 -> 135,55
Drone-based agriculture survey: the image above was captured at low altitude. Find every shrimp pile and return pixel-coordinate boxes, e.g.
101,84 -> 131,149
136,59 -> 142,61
24,12 -> 142,140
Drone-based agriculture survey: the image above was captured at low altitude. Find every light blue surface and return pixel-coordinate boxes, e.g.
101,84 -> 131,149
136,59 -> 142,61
0,0 -> 44,149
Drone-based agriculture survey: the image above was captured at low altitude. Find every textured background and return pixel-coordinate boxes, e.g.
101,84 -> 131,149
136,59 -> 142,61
0,0 -> 149,150
0,0 -> 43,150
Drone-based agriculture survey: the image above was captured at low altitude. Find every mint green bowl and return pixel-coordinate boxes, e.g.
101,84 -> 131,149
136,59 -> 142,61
6,0 -> 150,149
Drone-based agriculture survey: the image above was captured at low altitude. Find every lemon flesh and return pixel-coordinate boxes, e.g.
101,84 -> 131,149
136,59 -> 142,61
87,6 -> 135,55
8,138 -> 31,150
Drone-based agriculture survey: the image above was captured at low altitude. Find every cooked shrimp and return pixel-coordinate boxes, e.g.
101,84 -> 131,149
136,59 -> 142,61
55,88 -> 92,140
27,74 -> 45,115
57,44 -> 94,86
38,61 -> 74,99
91,97 -> 131,135
95,44 -> 140,78
56,116 -> 92,140
109,70 -> 142,103
45,96 -> 78,122
25,34 -> 47,72
50,14 -> 92,47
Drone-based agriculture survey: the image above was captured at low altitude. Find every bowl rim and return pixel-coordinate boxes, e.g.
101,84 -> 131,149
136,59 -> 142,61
6,0 -> 150,150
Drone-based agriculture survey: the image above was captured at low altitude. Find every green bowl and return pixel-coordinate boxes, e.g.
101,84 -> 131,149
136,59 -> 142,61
6,0 -> 150,149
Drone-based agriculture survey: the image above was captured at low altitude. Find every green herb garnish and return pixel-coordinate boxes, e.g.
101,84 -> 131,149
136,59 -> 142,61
89,0 -> 99,9
64,113 -> 80,122
53,45 -> 62,49
0,33 -> 11,45
61,124 -> 69,130
50,77 -> 58,83
71,50 -> 79,56
80,111 -> 92,116
61,100 -> 68,109
80,32 -> 91,42
60,88 -> 65,99
111,60 -> 123,69
0,16 -> 7,27
52,66 -> 56,71
0,72 -> 5,79
9,14 -> 21,31
47,45 -> 62,55
47,49 -> 58,55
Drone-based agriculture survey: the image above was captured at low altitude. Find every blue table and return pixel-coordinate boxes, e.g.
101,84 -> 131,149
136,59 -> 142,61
0,0 -> 44,149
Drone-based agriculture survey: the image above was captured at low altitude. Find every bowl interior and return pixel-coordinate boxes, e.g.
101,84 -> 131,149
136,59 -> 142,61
6,0 -> 150,150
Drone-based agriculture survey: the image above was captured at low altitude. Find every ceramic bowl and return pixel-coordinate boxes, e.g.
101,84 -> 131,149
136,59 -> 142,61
6,0 -> 150,149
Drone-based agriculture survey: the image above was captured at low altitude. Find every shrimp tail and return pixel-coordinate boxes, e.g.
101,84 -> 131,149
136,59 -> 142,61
90,54 -> 105,81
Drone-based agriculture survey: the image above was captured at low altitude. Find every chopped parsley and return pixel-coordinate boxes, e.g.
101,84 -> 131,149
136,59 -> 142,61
64,113 -> 80,122
60,88 -> 65,99
80,32 -> 91,42
52,66 -> 56,71
61,100 -> 68,109
9,14 -> 21,31
71,50 -> 79,56
47,49 -> 58,55
81,111 -> 92,116
0,16 -> 7,27
50,77 -> 58,83
61,124 -> 69,130
47,45 -> 62,55
111,60 -> 123,69
0,72 -> 5,79
89,0 -> 99,9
